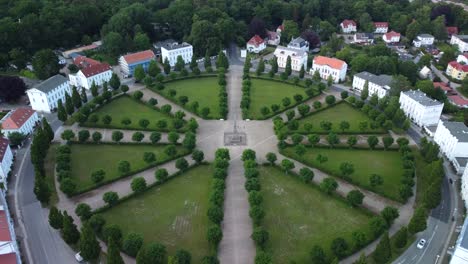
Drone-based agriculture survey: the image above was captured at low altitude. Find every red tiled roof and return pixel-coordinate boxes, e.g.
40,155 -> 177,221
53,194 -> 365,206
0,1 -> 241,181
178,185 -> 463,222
341,19 -> 356,27
449,61 -> 468,72
0,253 -> 17,264
73,56 -> 100,68
122,50 -> 155,64
1,108 -> 36,130
277,25 -> 284,31
0,210 -> 11,241
374,22 -> 388,28
446,26 -> 459,35
0,138 -> 10,162
448,95 -> 468,106
384,31 -> 401,38
433,82 -> 452,92
80,63 -> 111,78
313,56 -> 346,70
247,35 -> 265,47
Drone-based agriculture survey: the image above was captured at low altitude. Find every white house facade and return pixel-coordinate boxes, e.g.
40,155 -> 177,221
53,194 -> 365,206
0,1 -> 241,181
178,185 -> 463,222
352,72 -> 393,98
413,34 -> 435,47
266,30 -> 280,46
161,42 -> 193,67
399,90 -> 444,127
0,138 -> 13,187
450,35 -> 468,53
451,216 -> 468,264
274,46 -> 307,71
434,121 -> 468,174
69,63 -> 112,90
27,75 -> 71,113
340,20 -> 357,33
462,167 -> 468,210
310,56 -> 347,83
383,31 -> 401,43
246,35 -> 266,54
373,22 -> 389,33
0,108 -> 38,137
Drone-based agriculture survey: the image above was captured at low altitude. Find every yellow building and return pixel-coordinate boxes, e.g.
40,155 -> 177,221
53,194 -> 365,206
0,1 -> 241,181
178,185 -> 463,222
446,61 -> 468,80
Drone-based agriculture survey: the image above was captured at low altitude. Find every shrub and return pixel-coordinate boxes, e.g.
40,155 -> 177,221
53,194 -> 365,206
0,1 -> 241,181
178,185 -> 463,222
131,177 -> 147,193
122,233 -> 144,257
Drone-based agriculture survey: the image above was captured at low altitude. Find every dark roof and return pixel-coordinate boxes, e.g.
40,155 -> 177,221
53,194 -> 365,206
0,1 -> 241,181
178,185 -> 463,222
355,71 -> 393,87
160,42 -> 192,51
32,75 -> 68,93
443,121 -> 468,142
0,138 -> 9,162
418,34 -> 434,38
455,35 -> 468,41
402,90 -> 443,107
456,157 -> 468,168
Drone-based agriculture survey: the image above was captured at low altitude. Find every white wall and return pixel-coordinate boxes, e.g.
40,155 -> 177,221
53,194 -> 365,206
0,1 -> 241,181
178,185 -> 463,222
2,112 -> 39,137
352,76 -> 388,98
27,81 -> 71,113
0,145 -> 13,182
161,45 -> 193,67
399,92 -> 443,127
311,63 -> 347,83
451,35 -> 468,53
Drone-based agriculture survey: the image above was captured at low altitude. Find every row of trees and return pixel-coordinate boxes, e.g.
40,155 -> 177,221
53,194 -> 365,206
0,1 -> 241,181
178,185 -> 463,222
218,68 -> 228,119
31,118 -> 54,204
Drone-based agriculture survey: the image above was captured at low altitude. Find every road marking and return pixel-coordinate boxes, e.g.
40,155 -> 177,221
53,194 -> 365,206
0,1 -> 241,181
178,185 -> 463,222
412,255 -> 417,260
417,225 -> 438,263
13,144 -> 33,264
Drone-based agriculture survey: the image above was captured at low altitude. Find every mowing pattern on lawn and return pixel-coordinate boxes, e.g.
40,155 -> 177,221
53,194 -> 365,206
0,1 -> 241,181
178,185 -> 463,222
286,102 -> 387,134
82,95 -> 185,131
259,166 -> 374,263
100,165 -> 213,262
69,143 -> 190,192
161,77 -> 222,119
248,79 -> 309,119
281,146 -> 405,202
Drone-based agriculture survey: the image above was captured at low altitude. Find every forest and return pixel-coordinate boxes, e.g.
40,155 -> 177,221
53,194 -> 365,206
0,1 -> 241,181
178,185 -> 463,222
0,0 -> 467,72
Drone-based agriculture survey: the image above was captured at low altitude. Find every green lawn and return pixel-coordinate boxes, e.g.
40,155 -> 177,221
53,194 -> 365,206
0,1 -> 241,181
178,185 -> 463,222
69,143 -> 189,192
259,166 -> 374,263
82,96 -> 186,131
162,77 -> 221,119
248,78 -> 309,119
287,102 -> 386,134
282,147 -> 405,201
100,165 -> 213,262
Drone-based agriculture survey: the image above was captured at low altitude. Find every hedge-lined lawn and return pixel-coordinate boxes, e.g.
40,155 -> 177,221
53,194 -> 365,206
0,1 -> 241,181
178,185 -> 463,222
82,96 -> 185,131
282,147 -> 405,201
162,77 -> 221,119
259,166 -> 374,263
248,79 -> 308,119
287,102 -> 386,134
100,165 -> 213,262
69,144 -> 190,192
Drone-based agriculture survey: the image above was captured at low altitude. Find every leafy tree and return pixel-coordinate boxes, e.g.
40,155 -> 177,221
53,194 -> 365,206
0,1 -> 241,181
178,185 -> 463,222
373,232 -> 391,263
191,150 -> 204,164
136,242 -> 167,264
265,152 -> 277,165
174,55 -> 185,71
150,132 -> 161,144
339,162 -> 354,177
347,190 -> 364,207
102,115 -> 112,124
122,233 -> 144,257
393,227 -> 408,249
369,174 -> 383,188
71,86 -> 82,109
75,203 -> 92,221
367,136 -> 379,150
207,225 -> 223,247
252,227 -> 269,249
92,132 -> 102,143
298,104 -> 310,117
271,57 -> 278,73
339,121 -> 350,133
88,214 -> 106,234
320,178 -> 338,194
352,231 -> 367,249
369,217 -> 387,238
148,60 -> 160,77
316,154 -> 328,164
361,81 -> 369,101
61,211 -> 80,244
61,130 -> 75,142
331,237 -> 348,258
78,130 -> 90,143
103,191 -> 119,207
118,160 -> 130,175
79,223 -> 101,261
310,245 -> 327,264
132,131 -> 144,142
255,251 -> 272,264
382,136 -> 394,150
163,58 -> 171,74
285,56 -> 292,76
134,65 -> 145,82
308,134 -> 320,147
174,249 -> 192,264
112,131 -> 123,142
281,159 -> 295,174
107,236 -> 124,264
57,99 -> 67,121
109,73 -> 121,90
65,93 -> 74,115
121,85 -> 129,93
175,158 -> 189,171
32,49 -> 60,79
347,136 -> 357,148
48,206 -> 63,229
299,167 -> 314,183
91,169 -> 105,183
155,168 -> 169,183
327,132 -> 339,147
131,177 -> 147,193
8,132 -> 27,146
408,206 -> 427,234
381,206 -> 400,227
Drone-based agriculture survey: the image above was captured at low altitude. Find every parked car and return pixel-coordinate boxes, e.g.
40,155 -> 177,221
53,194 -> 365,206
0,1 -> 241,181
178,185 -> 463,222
75,252 -> 84,262
417,239 -> 426,249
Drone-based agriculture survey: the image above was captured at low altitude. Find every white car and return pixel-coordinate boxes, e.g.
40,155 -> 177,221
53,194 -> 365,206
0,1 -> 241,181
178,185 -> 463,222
75,252 -> 84,262
417,239 -> 426,249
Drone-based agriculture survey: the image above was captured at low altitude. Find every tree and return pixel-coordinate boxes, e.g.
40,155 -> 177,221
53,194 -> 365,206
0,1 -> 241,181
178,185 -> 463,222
91,169 -> 105,183
299,65 -> 305,79
310,245 -> 327,264
132,131 -> 144,142
191,150 -> 204,164
369,174 -> 383,188
432,15 -> 447,40
361,81 -> 369,101
92,132 -> 102,143
79,223 -> 101,261
347,190 -> 364,207
369,217 -> 387,238
408,206 -> 427,234
109,73 -> 121,90
57,99 -> 67,121
352,231 -> 367,250
327,132 -> 339,147
175,55 -> 185,71
8,132 -> 26,146
131,177 -> 147,193
216,51 -> 229,70
347,136 -> 357,148
281,20 -> 300,43
285,56 -> 292,76
107,236 -> 124,264
175,158 -> 189,171
32,49 -> 60,79
207,225 -> 223,247
299,167 -> 314,183
382,136 -> 394,150
256,58 -> 265,76
340,162 -> 354,177
48,206 -> 63,229
320,178 -> 338,194
308,134 -> 320,147
298,104 -> 310,117
255,251 -> 272,264
265,152 -> 277,165
78,130 -> 90,143
118,160 -> 130,175
61,130 -> 75,142
252,227 -> 269,249
122,233 -> 144,257
325,95 -> 336,105
163,58 -> 171,74
393,227 -> 408,249
134,65 -> 145,82
339,121 -> 350,133
331,237 -> 348,258
271,57 -> 278,73
174,249 -> 192,264
65,93 -> 74,115
281,159 -> 295,174
103,191 -> 119,207
367,136 -> 379,150
136,242 -> 167,264
75,203 -> 92,221
112,131 -> 123,142
373,232 -> 391,263
133,32 -> 151,50
61,211 -> 80,244
381,206 -> 399,226
316,154 -> 328,164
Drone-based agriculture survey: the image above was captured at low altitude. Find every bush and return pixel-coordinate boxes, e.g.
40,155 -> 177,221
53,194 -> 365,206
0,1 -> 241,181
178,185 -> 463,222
122,233 -> 144,257
103,191 -> 119,207
155,168 -> 169,183
131,177 -> 147,193
91,169 -> 105,183
103,224 -> 123,244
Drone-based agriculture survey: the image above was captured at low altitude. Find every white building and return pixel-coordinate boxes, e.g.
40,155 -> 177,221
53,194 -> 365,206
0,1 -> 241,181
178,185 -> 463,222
340,20 -> 357,33
462,167 -> 468,210
458,54 -> 468,65
266,30 -> 280,46
352,72 -> 393,98
0,191 -> 21,264
383,31 -> 401,43
246,35 -> 266,54
0,108 -> 39,137
287,37 -> 309,52
69,63 -> 112,90
353,33 -> 374,45
399,90 -> 444,127
373,22 -> 389,33
0,138 -> 13,188
452,216 -> 468,264
274,46 -> 307,71
413,34 -> 435,47
27,75 -> 71,113
310,56 -> 347,83
450,35 -> 468,53
434,121 -> 468,174
161,42 -> 193,67
419,66 -> 432,79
